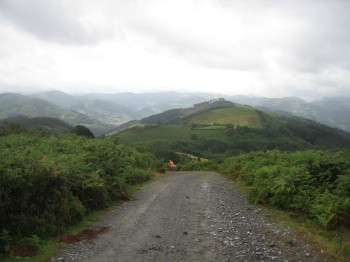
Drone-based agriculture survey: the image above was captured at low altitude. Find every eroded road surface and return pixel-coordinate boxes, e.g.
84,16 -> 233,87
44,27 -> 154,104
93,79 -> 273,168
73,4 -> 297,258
52,171 -> 329,262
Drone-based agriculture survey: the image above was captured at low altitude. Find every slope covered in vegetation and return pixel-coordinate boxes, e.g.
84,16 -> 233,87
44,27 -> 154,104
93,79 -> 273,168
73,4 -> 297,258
0,125 -> 155,254
0,116 -> 72,134
115,100 -> 350,160
222,149 -> 350,229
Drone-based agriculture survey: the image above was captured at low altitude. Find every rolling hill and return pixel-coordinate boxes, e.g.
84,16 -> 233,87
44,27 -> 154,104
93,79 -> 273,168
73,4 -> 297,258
30,90 -> 84,107
0,93 -> 114,136
112,99 -> 350,157
29,91 -> 350,133
30,90 -> 142,124
0,93 -> 90,123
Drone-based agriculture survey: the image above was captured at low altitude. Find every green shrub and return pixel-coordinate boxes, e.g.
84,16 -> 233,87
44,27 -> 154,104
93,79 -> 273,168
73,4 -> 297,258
222,149 -> 350,228
310,190 -> 350,228
0,133 -> 156,252
121,166 -> 152,185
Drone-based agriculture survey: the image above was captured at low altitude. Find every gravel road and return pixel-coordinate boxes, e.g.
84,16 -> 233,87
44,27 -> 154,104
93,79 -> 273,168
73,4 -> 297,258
52,171 -> 330,262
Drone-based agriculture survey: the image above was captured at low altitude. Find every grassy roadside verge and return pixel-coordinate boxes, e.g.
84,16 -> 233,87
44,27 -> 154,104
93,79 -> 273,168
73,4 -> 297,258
227,178 -> 350,262
267,209 -> 350,262
0,171 -> 170,262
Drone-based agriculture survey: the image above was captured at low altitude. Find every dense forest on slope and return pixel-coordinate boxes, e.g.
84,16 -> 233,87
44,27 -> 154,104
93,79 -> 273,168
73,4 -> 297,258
0,124 -> 155,254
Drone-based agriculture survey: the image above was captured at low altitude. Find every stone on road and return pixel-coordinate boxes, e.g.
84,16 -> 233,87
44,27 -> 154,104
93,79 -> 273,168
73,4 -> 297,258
52,171 -> 329,262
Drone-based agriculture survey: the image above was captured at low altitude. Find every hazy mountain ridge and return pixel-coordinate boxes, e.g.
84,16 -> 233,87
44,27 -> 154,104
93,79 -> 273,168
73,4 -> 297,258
0,93 -> 114,136
0,93 -> 89,123
30,90 -> 84,107
30,90 -> 229,120
70,99 -> 140,125
251,96 -> 350,132
8,90 -> 350,133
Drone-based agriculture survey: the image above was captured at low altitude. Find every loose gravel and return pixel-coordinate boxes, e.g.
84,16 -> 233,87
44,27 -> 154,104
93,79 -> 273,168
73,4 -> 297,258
51,171 -> 331,262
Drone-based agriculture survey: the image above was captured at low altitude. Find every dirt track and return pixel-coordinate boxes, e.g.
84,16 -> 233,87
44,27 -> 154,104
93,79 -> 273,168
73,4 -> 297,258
52,171 -> 329,262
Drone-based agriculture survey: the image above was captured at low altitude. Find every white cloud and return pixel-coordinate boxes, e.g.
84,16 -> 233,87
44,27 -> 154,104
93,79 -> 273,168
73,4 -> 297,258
0,0 -> 349,99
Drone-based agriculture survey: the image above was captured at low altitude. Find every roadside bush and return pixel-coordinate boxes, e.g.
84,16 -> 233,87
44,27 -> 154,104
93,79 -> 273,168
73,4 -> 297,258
222,149 -> 350,228
0,133 -> 156,252
310,190 -> 350,228
121,166 -> 152,185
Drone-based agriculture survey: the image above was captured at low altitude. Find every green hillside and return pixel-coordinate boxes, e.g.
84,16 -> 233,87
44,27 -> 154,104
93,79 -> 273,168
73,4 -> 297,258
0,93 -> 114,136
183,107 -> 262,128
114,100 -> 350,159
0,116 -> 71,134
118,124 -> 231,143
0,93 -> 90,124
138,100 -> 248,126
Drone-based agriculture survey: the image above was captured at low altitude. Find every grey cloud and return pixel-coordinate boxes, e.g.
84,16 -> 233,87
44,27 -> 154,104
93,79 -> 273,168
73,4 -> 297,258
134,0 -> 350,73
0,0 -> 94,45
272,0 -> 350,73
117,6 -> 265,71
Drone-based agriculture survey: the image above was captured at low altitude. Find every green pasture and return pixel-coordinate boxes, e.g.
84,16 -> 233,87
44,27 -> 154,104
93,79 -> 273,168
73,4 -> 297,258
118,124 -> 230,144
189,107 -> 262,128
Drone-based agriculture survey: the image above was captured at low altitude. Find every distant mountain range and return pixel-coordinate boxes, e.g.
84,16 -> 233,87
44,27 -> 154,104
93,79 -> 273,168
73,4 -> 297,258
70,100 -> 140,125
248,96 -> 350,132
31,90 -> 350,132
30,90 -> 225,119
1,90 -> 349,135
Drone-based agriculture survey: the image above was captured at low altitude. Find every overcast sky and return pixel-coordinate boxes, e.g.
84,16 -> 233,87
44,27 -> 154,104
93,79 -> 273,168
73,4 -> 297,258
0,0 -> 349,100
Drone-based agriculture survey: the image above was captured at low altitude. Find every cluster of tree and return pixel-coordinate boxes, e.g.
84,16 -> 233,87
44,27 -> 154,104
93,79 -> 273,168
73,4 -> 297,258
0,128 -> 155,254
193,98 -> 225,107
